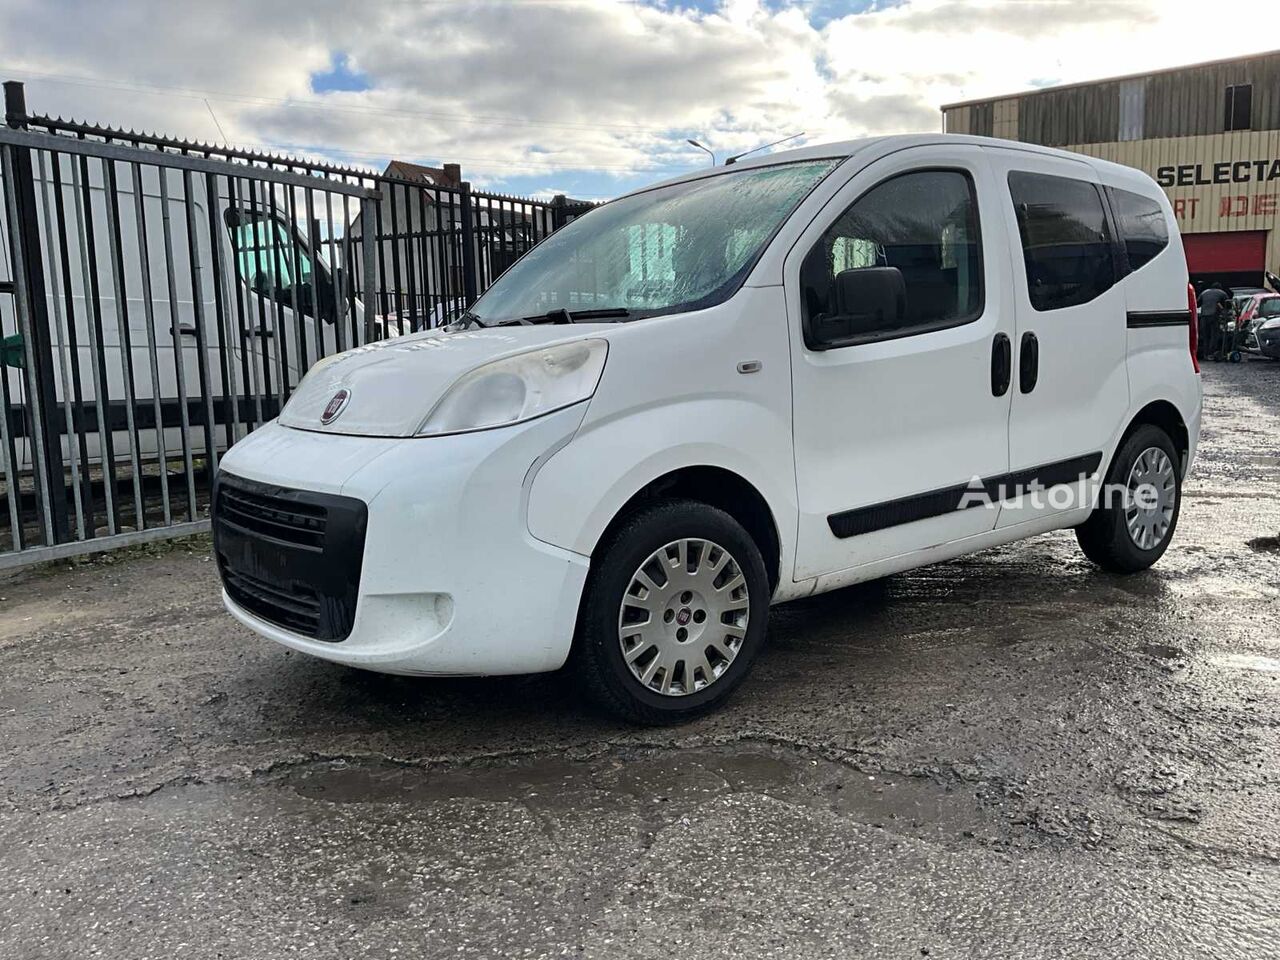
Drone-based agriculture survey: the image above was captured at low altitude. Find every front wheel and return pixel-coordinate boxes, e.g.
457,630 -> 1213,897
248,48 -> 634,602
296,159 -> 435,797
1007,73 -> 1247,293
571,499 -> 770,724
1076,424 -> 1182,573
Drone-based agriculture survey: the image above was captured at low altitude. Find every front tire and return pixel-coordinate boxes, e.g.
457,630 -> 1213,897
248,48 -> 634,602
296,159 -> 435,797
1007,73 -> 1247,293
1076,424 -> 1182,573
572,499 -> 770,724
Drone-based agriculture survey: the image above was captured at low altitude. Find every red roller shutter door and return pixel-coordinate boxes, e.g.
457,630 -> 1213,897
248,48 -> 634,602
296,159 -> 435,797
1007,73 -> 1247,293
1182,231 -> 1267,274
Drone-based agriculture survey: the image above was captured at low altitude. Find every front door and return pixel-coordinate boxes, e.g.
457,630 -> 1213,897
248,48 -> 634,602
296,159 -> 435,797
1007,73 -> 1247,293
786,144 -> 1015,581
983,148 -> 1131,529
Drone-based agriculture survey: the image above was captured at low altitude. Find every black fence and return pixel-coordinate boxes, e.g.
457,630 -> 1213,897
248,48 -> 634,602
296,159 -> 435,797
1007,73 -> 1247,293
0,81 -> 593,567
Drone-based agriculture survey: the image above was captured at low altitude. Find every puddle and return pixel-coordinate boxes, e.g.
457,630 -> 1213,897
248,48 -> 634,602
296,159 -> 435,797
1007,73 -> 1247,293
1141,644 -> 1185,662
1246,536 -> 1280,553
276,744 -> 1007,842
1220,653 -> 1280,673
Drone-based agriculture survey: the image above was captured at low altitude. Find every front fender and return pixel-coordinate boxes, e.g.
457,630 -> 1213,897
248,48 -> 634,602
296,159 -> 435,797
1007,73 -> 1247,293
526,396 -> 798,575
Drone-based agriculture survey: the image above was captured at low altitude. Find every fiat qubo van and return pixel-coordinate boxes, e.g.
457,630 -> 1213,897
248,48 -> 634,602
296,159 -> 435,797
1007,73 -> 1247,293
213,135 -> 1201,723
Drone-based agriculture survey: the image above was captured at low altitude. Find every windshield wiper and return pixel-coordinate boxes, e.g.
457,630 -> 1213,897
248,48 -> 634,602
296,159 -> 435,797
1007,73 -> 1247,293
455,310 -> 484,329
521,307 -> 632,324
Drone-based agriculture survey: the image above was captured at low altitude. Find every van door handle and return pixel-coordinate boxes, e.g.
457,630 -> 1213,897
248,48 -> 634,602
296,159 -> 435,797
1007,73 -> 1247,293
1019,331 -> 1039,394
991,333 -> 1011,396
170,323 -> 198,337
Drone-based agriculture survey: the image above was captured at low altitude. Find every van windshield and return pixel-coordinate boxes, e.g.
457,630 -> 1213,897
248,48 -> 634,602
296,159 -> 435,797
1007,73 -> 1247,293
468,158 -> 840,324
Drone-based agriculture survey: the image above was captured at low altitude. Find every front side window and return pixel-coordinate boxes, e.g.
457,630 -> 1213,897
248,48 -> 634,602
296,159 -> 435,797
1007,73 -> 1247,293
467,159 -> 839,324
226,208 -> 330,320
799,169 -> 983,346
1258,297 -> 1280,319
1109,187 -> 1168,272
1009,171 -> 1116,312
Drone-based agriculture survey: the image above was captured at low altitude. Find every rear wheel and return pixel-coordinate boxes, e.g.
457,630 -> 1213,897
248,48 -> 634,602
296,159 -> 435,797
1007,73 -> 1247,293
572,499 -> 770,724
1076,424 -> 1181,573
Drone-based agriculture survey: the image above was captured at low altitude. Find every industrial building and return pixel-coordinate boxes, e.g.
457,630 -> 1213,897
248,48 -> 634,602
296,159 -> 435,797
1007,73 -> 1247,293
943,51 -> 1280,288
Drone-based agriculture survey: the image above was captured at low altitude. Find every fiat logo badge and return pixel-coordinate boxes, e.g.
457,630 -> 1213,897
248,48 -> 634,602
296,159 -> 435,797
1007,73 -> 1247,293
321,388 -> 351,424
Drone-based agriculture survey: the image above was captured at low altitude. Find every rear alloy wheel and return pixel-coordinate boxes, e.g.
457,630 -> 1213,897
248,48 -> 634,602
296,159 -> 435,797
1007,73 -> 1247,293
573,500 -> 769,724
1077,424 -> 1182,573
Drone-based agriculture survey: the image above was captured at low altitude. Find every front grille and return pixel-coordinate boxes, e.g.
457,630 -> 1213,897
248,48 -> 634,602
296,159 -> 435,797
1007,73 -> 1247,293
213,472 -> 368,642
216,484 -> 328,549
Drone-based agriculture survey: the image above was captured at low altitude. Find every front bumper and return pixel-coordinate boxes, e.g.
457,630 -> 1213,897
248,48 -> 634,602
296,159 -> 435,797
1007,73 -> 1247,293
1257,327 -> 1280,358
215,406 -> 591,676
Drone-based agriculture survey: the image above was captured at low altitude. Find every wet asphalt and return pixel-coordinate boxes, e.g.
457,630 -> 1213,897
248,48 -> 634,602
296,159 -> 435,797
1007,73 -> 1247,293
1,361 -> 1278,959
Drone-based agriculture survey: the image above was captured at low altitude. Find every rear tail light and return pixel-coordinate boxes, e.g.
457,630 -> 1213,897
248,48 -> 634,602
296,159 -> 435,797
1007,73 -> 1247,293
1187,283 -> 1200,374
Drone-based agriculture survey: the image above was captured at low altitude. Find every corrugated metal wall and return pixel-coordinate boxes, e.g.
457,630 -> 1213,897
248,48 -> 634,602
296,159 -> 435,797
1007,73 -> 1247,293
1020,82 -> 1121,146
943,51 -> 1280,147
1144,55 -> 1280,139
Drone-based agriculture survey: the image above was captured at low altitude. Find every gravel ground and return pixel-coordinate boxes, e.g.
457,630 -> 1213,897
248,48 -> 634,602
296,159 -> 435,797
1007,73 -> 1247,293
1,361 -> 1278,959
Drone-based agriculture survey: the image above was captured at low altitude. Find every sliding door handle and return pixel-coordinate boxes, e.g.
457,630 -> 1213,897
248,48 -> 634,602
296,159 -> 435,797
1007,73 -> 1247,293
1019,331 -> 1039,394
991,333 -> 1011,396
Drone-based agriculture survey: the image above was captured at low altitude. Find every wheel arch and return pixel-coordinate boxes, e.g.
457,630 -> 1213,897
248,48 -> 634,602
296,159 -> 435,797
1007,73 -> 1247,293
1121,399 -> 1190,477
590,465 -> 783,593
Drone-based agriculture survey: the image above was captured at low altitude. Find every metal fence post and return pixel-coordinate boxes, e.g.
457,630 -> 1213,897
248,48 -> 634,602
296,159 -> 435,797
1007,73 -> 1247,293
551,194 -> 568,231
458,180 -> 478,306
4,81 -> 69,543
360,193 -> 377,343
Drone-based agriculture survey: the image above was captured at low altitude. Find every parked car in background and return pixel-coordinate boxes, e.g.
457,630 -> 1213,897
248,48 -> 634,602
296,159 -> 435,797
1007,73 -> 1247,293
213,134 -> 1202,723
1241,294 -> 1280,357
1231,287 -> 1268,317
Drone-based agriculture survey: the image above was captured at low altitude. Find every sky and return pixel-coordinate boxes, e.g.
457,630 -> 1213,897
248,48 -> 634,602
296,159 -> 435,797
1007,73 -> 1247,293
0,0 -> 1275,201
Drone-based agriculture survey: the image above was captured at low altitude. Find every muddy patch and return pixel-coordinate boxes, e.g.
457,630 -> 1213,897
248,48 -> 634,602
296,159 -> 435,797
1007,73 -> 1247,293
275,744 -> 1014,847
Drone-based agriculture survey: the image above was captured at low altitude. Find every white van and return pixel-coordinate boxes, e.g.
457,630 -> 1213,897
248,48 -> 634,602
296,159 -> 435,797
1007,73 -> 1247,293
212,134 -> 1202,723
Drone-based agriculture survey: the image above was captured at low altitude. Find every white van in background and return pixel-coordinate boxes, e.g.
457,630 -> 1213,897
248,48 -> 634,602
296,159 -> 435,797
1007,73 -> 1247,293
213,134 -> 1202,723
0,161 -> 354,473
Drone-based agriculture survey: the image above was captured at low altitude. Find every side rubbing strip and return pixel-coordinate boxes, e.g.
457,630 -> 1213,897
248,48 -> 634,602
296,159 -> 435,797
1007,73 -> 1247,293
1127,310 -> 1188,328
827,452 -> 1104,539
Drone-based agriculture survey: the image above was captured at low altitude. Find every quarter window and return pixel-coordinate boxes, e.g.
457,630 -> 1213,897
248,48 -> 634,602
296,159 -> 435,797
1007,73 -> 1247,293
1008,171 -> 1116,312
799,170 -> 983,345
1109,187 -> 1169,271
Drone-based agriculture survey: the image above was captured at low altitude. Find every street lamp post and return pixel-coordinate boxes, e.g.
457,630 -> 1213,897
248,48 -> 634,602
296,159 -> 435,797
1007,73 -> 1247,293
686,139 -> 715,167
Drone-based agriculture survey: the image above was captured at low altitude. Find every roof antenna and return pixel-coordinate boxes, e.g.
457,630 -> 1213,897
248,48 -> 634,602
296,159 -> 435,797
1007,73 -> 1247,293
203,98 -> 229,145
724,132 -> 805,166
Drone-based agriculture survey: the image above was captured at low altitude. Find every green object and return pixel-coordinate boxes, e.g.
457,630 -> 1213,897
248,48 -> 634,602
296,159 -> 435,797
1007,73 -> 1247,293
1,333 -> 22,370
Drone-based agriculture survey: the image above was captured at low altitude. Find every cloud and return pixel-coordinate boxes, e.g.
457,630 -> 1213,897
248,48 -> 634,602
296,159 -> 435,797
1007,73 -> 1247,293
0,0 -> 1274,198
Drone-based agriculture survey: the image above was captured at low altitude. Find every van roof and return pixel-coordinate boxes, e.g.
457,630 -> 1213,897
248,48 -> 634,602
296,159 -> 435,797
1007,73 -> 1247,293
630,133 -> 1161,198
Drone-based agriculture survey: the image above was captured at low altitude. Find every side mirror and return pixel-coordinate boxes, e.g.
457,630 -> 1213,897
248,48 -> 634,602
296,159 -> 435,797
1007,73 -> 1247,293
805,266 -> 906,350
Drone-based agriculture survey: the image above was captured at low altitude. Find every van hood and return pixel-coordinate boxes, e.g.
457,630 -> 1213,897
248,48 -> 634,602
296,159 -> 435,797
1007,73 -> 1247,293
277,325 -> 612,437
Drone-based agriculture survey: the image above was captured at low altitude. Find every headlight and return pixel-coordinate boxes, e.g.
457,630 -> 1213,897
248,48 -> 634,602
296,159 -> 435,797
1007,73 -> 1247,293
418,339 -> 608,436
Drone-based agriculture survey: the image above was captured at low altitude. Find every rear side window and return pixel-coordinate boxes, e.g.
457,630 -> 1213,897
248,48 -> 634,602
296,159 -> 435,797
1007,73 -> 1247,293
1008,171 -> 1116,312
1109,187 -> 1169,271
799,169 -> 983,344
